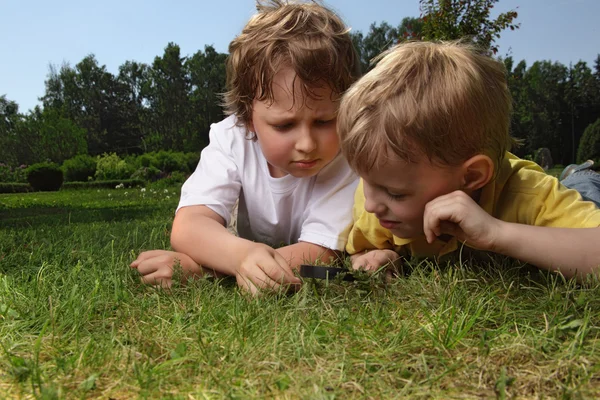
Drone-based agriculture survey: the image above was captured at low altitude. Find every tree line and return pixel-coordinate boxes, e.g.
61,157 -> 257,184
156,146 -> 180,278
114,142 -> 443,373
1,0 -> 599,167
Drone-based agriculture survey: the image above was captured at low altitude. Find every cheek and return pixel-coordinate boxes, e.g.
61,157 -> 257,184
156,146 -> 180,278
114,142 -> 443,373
390,199 -> 426,222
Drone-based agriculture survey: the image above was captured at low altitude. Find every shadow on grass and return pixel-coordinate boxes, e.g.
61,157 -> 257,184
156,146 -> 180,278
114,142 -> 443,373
0,204 -> 168,228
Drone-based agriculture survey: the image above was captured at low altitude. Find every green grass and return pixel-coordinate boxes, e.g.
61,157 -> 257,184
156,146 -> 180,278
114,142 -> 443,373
1,187 -> 600,398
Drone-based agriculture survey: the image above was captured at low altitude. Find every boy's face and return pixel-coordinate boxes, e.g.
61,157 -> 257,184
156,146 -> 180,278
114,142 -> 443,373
360,154 -> 465,239
250,67 -> 340,178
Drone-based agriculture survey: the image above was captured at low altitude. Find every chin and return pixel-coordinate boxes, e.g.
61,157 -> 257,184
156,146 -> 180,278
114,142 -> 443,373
390,227 -> 420,239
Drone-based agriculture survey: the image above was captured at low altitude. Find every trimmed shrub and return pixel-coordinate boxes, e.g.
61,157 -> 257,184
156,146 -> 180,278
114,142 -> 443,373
0,183 -> 33,194
62,154 -> 97,182
154,150 -> 188,174
95,153 -> 134,181
62,179 -> 144,190
130,166 -> 162,182
26,162 -> 64,191
577,119 -> 600,164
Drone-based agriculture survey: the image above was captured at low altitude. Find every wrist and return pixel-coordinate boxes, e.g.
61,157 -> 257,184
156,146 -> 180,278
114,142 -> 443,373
490,219 -> 514,255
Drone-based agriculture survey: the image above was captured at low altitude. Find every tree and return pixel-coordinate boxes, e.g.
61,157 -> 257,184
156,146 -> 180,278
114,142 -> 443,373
577,118 -> 600,163
352,17 -> 423,73
186,45 -> 227,150
14,106 -> 87,165
0,95 -> 21,165
419,0 -> 519,54
145,43 -> 191,151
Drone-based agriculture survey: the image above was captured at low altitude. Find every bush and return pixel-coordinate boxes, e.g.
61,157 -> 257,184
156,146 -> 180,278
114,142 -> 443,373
0,183 -> 33,194
62,154 -> 97,182
62,179 -> 144,190
184,152 -> 200,172
577,119 -> 600,164
95,153 -> 134,181
136,153 -> 156,168
26,162 -> 64,191
130,166 -> 162,182
154,150 -> 189,174
0,163 -> 28,183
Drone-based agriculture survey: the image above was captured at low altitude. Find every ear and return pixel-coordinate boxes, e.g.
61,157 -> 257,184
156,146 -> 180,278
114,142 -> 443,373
460,154 -> 494,191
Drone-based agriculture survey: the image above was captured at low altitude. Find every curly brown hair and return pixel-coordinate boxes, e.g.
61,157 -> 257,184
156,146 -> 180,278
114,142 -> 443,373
223,0 -> 361,134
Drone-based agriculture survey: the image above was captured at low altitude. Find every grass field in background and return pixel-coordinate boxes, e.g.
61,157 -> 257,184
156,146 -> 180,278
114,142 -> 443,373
1,186 -> 599,398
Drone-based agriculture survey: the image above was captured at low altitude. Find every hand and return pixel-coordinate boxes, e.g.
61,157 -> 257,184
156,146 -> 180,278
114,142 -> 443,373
130,250 -> 205,287
423,190 -> 503,251
236,244 -> 301,295
351,249 -> 400,273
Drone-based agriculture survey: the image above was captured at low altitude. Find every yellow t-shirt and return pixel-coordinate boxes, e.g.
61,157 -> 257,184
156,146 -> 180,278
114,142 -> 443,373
346,152 -> 600,258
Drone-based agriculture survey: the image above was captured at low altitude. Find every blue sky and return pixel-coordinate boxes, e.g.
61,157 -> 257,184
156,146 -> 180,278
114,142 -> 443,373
1,0 -> 598,112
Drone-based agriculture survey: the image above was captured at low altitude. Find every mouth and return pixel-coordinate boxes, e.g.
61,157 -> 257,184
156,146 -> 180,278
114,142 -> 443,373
378,219 -> 400,229
293,159 -> 319,169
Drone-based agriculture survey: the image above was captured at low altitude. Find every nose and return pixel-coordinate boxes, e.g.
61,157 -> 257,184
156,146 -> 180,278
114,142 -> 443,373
295,125 -> 317,154
363,183 -> 387,215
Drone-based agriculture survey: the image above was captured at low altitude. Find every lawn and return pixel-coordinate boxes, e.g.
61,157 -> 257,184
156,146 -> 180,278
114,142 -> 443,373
1,186 -> 599,399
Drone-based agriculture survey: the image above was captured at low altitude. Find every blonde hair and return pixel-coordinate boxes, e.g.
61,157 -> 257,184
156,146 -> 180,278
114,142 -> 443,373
338,40 -> 517,173
223,0 -> 360,132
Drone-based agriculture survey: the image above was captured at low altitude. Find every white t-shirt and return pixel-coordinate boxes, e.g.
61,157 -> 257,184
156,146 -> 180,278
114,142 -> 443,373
177,115 -> 359,251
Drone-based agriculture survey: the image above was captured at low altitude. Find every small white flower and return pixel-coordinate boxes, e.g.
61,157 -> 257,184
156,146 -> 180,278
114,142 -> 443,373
164,189 -> 169,193
141,188 -> 146,192
108,193 -> 112,197
124,192 -> 128,195
166,195 -> 171,199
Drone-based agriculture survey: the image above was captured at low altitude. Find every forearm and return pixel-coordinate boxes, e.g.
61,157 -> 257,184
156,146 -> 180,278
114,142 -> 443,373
170,207 -> 260,276
276,242 -> 338,271
495,224 -> 600,279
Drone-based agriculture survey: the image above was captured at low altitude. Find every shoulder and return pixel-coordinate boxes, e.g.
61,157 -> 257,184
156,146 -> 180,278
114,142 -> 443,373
205,115 -> 258,161
209,115 -> 248,145
494,153 -> 600,227
496,153 -> 554,195
314,153 -> 357,184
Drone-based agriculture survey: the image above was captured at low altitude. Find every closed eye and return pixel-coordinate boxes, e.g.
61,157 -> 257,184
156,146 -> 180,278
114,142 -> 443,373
386,193 -> 406,201
315,119 -> 335,126
272,123 -> 293,131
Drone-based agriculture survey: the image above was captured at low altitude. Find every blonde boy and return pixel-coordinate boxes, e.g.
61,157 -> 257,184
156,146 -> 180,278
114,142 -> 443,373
338,41 -> 600,279
131,1 -> 361,294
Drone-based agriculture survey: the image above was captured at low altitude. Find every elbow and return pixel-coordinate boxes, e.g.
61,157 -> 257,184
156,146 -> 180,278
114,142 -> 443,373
170,213 -> 186,251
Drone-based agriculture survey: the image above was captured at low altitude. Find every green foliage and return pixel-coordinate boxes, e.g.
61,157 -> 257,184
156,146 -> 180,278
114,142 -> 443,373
130,166 -> 162,182
26,162 -> 64,191
154,150 -> 189,173
95,153 -> 134,181
62,154 -> 97,182
14,107 -> 87,165
0,163 -> 28,183
577,119 -> 600,163
351,17 -> 423,73
419,0 -> 519,54
62,179 -> 144,190
184,152 -> 200,172
0,182 -> 32,194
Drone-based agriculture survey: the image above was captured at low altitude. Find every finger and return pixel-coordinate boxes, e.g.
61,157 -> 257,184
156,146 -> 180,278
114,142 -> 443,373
131,250 -> 169,266
141,272 -> 172,288
423,197 -> 466,242
268,252 -> 301,284
236,274 -> 257,294
351,254 -> 369,270
238,272 -> 279,295
256,263 -> 288,290
135,260 -> 162,276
